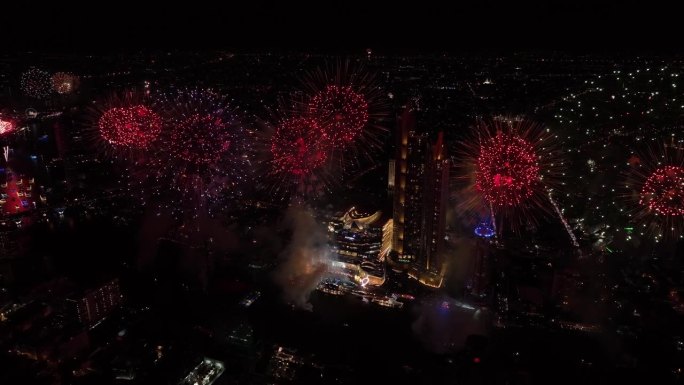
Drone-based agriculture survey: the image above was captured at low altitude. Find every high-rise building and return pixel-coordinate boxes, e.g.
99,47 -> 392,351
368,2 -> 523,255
392,108 -> 427,263
423,132 -> 450,274
392,107 -> 450,276
67,278 -> 122,326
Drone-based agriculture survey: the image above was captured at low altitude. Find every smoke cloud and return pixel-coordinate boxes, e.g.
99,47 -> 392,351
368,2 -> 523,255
273,205 -> 332,311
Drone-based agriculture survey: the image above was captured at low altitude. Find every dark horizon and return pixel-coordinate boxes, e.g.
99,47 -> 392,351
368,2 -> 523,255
4,1 -> 682,53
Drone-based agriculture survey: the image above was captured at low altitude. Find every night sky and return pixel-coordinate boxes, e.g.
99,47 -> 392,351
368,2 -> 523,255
4,1 -> 680,52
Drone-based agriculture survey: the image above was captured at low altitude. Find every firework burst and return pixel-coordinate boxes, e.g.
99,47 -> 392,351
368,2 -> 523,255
308,85 -> 369,146
264,115 -> 333,199
624,144 -> 684,240
98,106 -> 162,149
86,90 -> 161,158
298,62 -> 388,168
51,72 -> 80,94
149,88 -> 253,208
455,117 -> 571,237
476,131 -> 540,208
20,68 -> 53,99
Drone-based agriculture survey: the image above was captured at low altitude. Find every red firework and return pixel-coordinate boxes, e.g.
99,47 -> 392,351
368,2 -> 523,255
98,105 -> 162,149
639,165 -> 684,217
297,62 -> 388,168
623,144 -> 684,240
476,132 -> 540,207
0,117 -> 15,136
271,117 -> 328,176
455,117 -> 566,230
308,84 -> 369,146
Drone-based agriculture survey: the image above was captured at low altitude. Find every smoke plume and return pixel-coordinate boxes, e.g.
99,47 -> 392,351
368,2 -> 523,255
274,205 -> 332,310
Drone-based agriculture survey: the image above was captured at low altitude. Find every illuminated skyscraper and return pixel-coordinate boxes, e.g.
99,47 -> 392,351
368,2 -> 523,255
392,107 -> 426,263
392,107 -> 450,275
423,131 -> 449,274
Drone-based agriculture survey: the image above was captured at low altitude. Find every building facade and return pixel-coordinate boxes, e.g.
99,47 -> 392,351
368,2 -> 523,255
327,207 -> 385,286
392,107 -> 450,276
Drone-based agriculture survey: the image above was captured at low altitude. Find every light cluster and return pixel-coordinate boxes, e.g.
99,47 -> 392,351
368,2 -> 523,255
51,72 -> 79,94
271,117 -> 328,176
308,85 -> 369,146
20,68 -> 53,99
640,165 -> 684,217
98,105 -> 162,149
476,132 -> 540,207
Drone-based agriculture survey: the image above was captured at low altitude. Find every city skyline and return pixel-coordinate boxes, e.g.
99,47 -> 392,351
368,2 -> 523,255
1,47 -> 684,384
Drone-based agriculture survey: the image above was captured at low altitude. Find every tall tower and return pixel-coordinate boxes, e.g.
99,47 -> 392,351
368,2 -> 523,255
392,106 -> 450,275
422,132 -> 450,274
392,107 -> 427,263
392,109 -> 408,258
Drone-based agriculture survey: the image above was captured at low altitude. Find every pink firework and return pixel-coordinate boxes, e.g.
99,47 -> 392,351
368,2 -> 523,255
639,165 -> 684,217
476,132 -> 540,208
455,117 -> 567,232
308,85 -> 369,146
623,145 -> 684,240
98,105 -> 162,149
297,62 -> 388,167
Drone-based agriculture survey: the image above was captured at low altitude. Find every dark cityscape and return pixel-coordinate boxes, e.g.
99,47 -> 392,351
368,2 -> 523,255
1,3 -> 684,385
